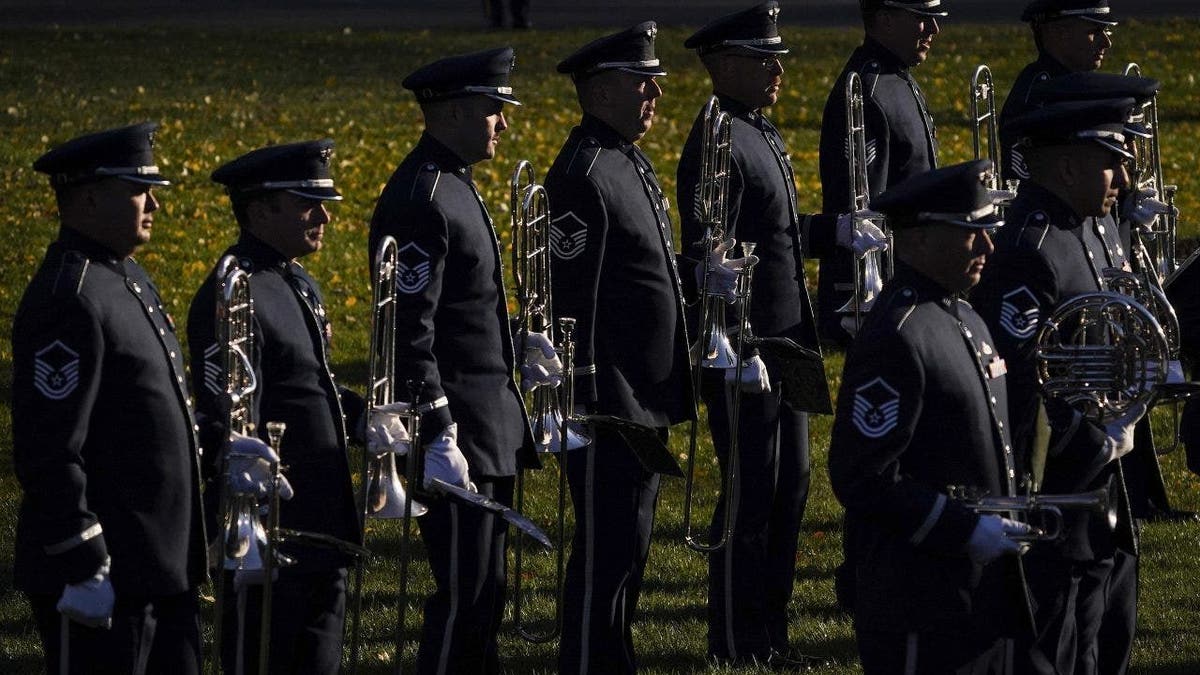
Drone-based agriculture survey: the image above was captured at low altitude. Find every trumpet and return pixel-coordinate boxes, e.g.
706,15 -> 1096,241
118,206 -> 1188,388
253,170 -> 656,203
682,96 -> 755,553
348,235 -> 428,674
1124,62 -> 1179,280
836,71 -> 892,333
949,481 -> 1118,542
510,160 -> 581,643
1036,291 -> 1170,424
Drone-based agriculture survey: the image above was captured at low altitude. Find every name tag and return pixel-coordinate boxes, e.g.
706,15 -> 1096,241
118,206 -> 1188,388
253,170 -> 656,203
987,357 -> 1007,379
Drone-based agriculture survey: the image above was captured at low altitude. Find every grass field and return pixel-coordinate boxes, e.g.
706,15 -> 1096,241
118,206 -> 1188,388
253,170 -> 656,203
2,18 -> 1200,674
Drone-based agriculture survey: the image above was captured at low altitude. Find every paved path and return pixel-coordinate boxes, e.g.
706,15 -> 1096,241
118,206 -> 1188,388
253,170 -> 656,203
3,0 -> 1198,29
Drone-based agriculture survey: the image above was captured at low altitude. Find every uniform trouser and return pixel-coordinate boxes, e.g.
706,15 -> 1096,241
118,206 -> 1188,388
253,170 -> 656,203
857,628 -> 1013,675
701,370 -> 810,662
29,588 -> 201,675
219,566 -> 348,674
1019,548 -> 1137,675
559,426 -> 663,675
417,477 -> 512,675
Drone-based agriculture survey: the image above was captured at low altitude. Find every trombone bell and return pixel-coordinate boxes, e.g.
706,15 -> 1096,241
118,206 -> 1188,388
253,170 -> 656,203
366,453 -> 428,519
534,407 -> 591,453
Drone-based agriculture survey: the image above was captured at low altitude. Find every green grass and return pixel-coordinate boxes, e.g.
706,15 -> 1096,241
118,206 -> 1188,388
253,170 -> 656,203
3,18 -> 1200,674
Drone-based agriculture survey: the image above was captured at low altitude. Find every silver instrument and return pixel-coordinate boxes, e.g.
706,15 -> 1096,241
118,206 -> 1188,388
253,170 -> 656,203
949,481 -> 1118,542
837,71 -> 892,333
682,96 -> 757,553
1036,291 -> 1170,423
970,65 -> 1017,206
348,235 -> 428,674
1124,62 -> 1179,280
510,160 -> 579,642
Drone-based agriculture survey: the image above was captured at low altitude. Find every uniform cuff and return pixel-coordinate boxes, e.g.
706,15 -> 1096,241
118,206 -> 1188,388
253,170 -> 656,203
911,497 -> 979,554
51,529 -> 109,585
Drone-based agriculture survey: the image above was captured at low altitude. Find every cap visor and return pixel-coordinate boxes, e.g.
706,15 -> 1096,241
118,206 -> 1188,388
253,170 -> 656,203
286,187 -> 343,201
487,92 -> 523,106
617,66 -> 667,77
118,173 -> 171,187
1079,15 -> 1119,26
1094,137 -> 1134,160
737,43 -> 790,55
901,8 -> 949,16
949,214 -> 1004,229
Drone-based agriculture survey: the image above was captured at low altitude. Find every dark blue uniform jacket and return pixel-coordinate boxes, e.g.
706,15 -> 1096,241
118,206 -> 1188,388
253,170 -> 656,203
829,262 -> 1027,637
369,133 -> 534,477
545,115 -> 695,427
13,228 -> 207,595
189,233 -> 363,569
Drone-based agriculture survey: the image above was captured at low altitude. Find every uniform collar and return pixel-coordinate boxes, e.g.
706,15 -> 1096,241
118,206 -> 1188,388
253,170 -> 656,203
1015,180 -> 1083,229
892,259 -> 964,315
232,231 -> 292,271
860,36 -> 909,73
579,114 -> 634,150
56,226 -> 127,264
414,132 -> 473,177
1032,51 -> 1074,77
714,93 -> 755,119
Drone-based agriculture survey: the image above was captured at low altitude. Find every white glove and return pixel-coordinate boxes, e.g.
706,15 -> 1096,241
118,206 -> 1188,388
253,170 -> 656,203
725,354 -> 771,394
965,515 -> 1031,565
366,402 -> 412,457
836,211 -> 889,258
228,434 -> 294,500
698,238 -> 758,303
57,557 -> 115,629
424,423 -> 472,490
1103,402 -> 1148,462
521,331 -> 563,392
1123,187 -> 1176,229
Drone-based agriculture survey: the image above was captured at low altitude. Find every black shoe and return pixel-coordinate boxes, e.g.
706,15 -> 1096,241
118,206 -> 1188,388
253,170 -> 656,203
765,648 -> 829,671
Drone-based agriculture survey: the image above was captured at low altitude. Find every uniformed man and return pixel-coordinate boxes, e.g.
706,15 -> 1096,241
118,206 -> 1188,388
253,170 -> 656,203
547,23 -> 695,674
1021,71 -> 1188,532
677,2 -> 885,667
14,122 -> 207,674
187,139 -> 366,674
817,0 -> 945,345
829,159 -> 1035,673
999,0 -> 1117,185
368,47 -> 539,675
972,98 -> 1146,674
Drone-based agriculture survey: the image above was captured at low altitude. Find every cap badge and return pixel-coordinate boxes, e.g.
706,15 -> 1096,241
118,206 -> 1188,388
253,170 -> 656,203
320,147 -> 334,165
647,26 -> 657,39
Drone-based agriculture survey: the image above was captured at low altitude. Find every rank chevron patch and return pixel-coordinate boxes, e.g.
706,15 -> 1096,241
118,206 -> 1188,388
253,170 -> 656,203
395,242 -> 432,295
852,377 -> 900,438
550,211 -> 588,261
34,340 -> 81,400
999,286 -> 1040,340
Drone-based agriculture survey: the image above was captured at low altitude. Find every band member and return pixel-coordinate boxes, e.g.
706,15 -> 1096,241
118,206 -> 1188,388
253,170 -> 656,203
14,123 -> 207,674
999,0 -> 1117,184
972,98 -> 1146,674
547,23 -> 695,674
188,139 -> 365,674
368,47 -> 539,674
677,2 -> 884,667
817,0 -> 946,345
829,159 -> 1033,672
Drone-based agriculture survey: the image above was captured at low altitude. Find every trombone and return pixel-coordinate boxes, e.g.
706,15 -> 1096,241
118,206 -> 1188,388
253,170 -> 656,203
1124,62 -> 1179,280
510,160 -> 581,642
348,235 -> 428,673
211,255 -> 292,674
682,96 -> 754,553
970,65 -> 1016,207
836,71 -> 892,334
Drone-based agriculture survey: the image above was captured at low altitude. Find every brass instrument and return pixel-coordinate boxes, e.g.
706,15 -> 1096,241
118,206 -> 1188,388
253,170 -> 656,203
837,71 -> 892,333
1124,62 -> 1179,280
970,65 -> 1017,206
1036,291 -> 1170,423
949,481 -> 1118,542
348,235 -> 427,674
510,160 -> 580,642
257,421 -> 286,674
682,96 -> 756,553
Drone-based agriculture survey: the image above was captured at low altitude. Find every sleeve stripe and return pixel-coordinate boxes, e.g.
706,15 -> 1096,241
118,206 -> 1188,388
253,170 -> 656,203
909,493 -> 947,546
573,364 -> 597,376
44,522 -> 103,555
416,396 -> 449,414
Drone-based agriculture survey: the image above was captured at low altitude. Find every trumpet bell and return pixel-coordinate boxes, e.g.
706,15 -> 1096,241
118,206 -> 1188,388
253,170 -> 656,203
366,453 -> 428,519
225,499 -> 268,571
534,407 -> 592,453
835,250 -> 883,316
